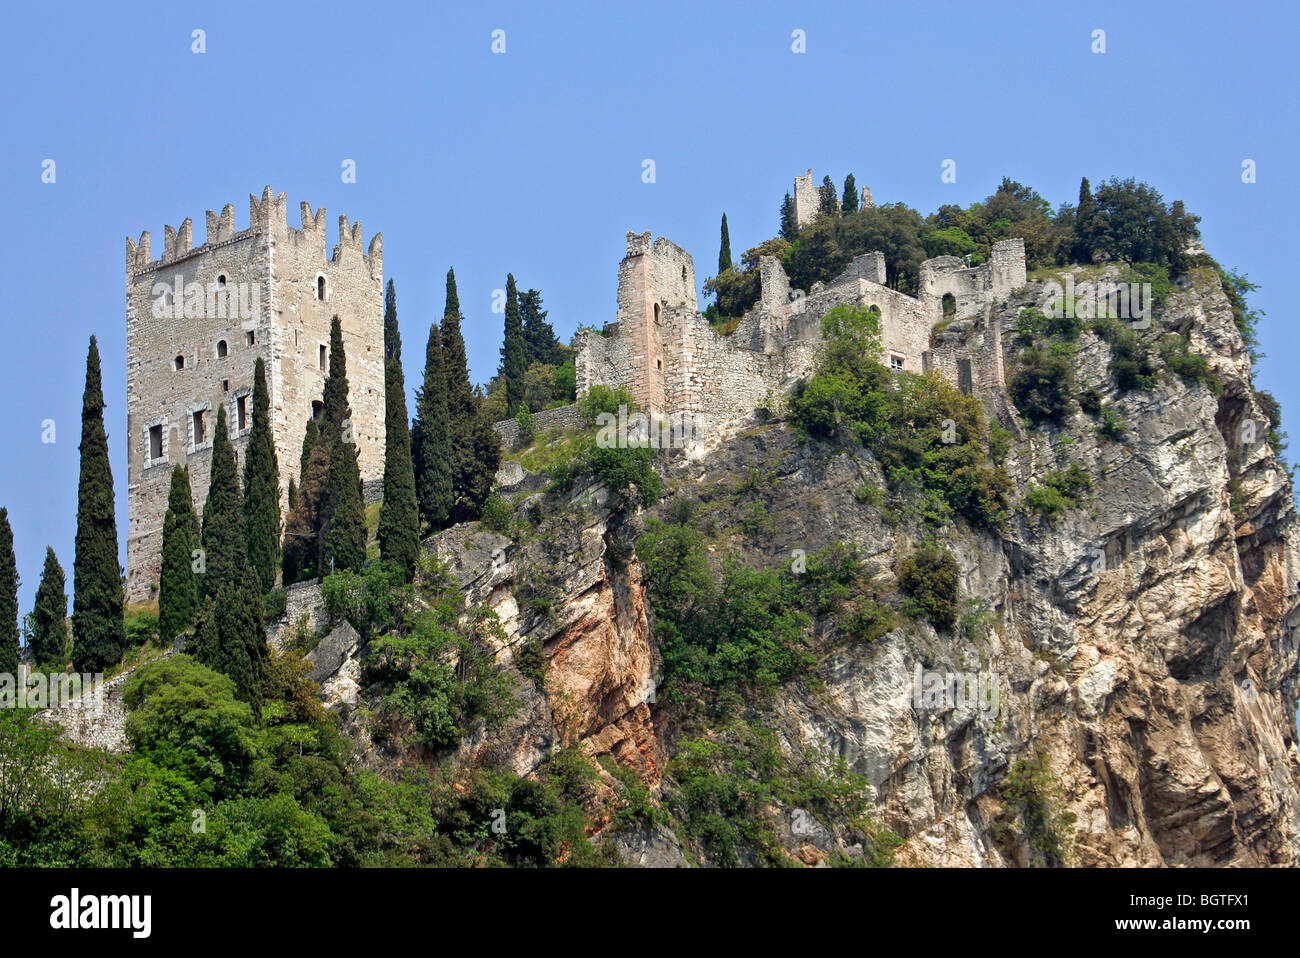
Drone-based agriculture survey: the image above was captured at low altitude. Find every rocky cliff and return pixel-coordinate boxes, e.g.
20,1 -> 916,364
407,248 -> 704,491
307,267 -> 1300,867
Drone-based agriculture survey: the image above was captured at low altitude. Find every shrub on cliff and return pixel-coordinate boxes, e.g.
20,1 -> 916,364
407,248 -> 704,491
896,543 -> 959,631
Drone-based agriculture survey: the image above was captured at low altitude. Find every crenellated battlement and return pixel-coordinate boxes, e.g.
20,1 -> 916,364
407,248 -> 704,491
126,185 -> 382,280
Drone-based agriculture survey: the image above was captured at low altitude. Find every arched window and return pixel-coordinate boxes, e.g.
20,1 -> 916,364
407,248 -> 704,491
311,400 -> 324,422
217,274 -> 227,288
216,340 -> 228,358
174,355 -> 185,371
317,276 -> 326,301
653,303 -> 661,324
942,293 -> 957,317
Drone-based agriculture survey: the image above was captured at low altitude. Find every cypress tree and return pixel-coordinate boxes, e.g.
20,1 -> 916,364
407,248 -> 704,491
287,476 -> 298,513
377,281 -> 420,576
29,547 -> 67,668
780,193 -> 797,240
158,465 -> 199,645
501,274 -> 526,416
195,405 -> 266,704
0,509 -> 17,676
819,175 -> 839,216
520,289 -> 562,368
1075,176 -> 1096,263
242,358 -> 281,593
412,319 -> 453,533
441,269 -> 475,422
72,336 -> 125,672
322,316 -> 366,573
842,174 -> 859,213
299,419 -> 319,480
718,213 -> 733,273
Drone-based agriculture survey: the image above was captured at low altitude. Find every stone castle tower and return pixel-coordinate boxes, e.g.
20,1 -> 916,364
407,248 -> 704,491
124,187 -> 385,603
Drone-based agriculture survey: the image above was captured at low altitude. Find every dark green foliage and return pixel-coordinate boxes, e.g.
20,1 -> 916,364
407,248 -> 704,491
1077,388 -> 1102,417
501,274 -> 526,415
789,306 -> 1010,528
377,282 -> 420,578
243,358 -> 281,593
451,414 -> 503,524
360,565 -> 517,752
29,548 -> 68,668
282,436 -> 329,585
818,175 -> 838,215
548,444 -> 661,507
1074,177 -> 1095,262
718,213 -> 732,273
194,406 -> 268,705
1159,333 -> 1220,393
896,543 -> 959,631
411,318 -> 453,532
1254,389 -> 1287,456
842,173 -> 858,213
441,269 -> 475,423
1001,748 -> 1076,866
1086,177 -> 1200,272
786,203 -> 929,294
72,336 -> 125,672
1220,268 -> 1263,360
299,419 -> 319,480
320,316 -> 366,574
519,289 -> 566,369
158,465 -> 199,644
1024,465 -> 1093,522
779,192 -> 797,240
1009,347 -> 1075,425
1097,406 -> 1127,442
287,476 -> 298,513
122,655 -> 258,800
1091,320 -> 1155,392
0,510 -> 17,676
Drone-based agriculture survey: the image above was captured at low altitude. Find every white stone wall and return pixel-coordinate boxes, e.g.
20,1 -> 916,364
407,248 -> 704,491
125,187 -> 384,603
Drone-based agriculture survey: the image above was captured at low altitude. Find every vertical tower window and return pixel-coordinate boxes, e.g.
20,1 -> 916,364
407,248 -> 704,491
319,344 -> 327,370
237,395 -> 248,432
653,303 -> 661,324
217,274 -> 227,288
246,330 -> 255,346
216,340 -> 228,358
317,276 -> 326,301
192,410 -> 206,445
311,401 -> 324,422
174,355 -> 185,370
148,424 -> 163,460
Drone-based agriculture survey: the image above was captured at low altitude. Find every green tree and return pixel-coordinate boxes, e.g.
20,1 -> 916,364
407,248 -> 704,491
412,319 -> 453,532
242,358 -> 281,594
520,289 -> 564,368
779,192 -> 797,240
158,466 -> 199,645
72,336 -> 125,672
0,510 -> 17,676
29,548 -> 68,668
718,213 -> 733,274
1074,176 -> 1095,263
842,173 -> 858,213
441,268 -> 475,424
323,316 -> 366,574
377,281 -> 420,577
501,274 -> 526,416
819,175 -> 839,216
194,406 -> 267,704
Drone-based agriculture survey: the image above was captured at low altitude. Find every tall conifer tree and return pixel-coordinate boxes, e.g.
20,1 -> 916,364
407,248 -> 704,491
780,193 -> 797,240
158,465 -> 199,644
0,509 -> 18,676
501,274 -> 526,415
842,173 -> 859,213
194,406 -> 266,704
718,213 -> 733,273
377,280 -> 420,576
412,318 -> 453,533
323,317 -> 366,573
72,336 -> 125,672
242,358 -> 281,593
29,547 -> 67,667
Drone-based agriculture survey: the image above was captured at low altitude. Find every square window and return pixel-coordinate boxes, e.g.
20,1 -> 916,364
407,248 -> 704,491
890,355 -> 905,371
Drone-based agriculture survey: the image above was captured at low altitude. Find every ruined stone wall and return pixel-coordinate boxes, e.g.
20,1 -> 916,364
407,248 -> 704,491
492,402 -> 586,451
919,239 -> 1026,321
125,187 -> 384,603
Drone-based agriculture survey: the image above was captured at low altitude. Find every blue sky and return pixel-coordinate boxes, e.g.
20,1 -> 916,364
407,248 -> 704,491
0,0 -> 1296,614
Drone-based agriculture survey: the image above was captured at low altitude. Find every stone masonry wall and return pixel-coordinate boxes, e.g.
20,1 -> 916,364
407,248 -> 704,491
125,187 -> 384,603
492,402 -> 587,451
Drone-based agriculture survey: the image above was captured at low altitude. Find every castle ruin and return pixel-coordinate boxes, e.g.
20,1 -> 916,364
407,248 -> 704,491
124,187 -> 385,603
576,171 -> 1026,439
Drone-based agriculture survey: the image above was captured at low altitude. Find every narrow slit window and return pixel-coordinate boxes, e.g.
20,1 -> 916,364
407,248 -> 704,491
148,424 -> 163,460
192,410 -> 206,446
319,344 -> 327,370
237,395 -> 248,432
246,331 -> 255,346
317,276 -> 326,301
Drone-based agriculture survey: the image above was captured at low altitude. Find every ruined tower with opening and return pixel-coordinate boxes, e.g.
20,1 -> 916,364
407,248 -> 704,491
124,187 -> 385,603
